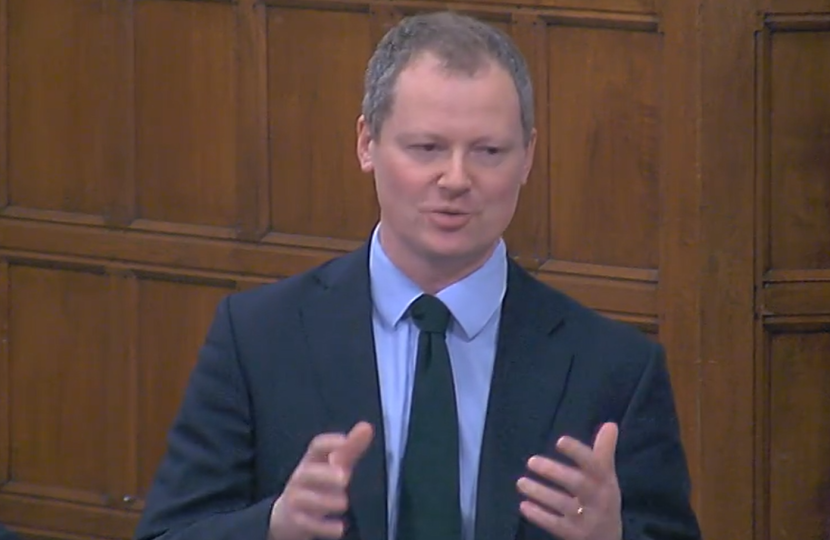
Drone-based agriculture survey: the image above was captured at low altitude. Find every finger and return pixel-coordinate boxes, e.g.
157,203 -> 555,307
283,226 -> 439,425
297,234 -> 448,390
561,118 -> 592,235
304,433 -> 349,463
592,422 -> 619,474
330,422 -> 374,472
292,462 -> 349,493
526,455 -> 584,496
519,500 -> 581,539
293,511 -> 346,539
289,487 -> 350,516
516,476 -> 581,516
556,435 -> 605,480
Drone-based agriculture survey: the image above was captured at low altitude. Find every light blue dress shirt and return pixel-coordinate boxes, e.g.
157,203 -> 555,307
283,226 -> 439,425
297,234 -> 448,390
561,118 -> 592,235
368,224 -> 507,540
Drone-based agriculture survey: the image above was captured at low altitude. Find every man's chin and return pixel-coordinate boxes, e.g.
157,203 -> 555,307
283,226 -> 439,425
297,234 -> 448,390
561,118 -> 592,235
420,238 -> 494,267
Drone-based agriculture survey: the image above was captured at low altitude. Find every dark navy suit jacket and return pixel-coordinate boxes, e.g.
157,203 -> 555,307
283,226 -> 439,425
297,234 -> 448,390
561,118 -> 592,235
134,244 -> 701,540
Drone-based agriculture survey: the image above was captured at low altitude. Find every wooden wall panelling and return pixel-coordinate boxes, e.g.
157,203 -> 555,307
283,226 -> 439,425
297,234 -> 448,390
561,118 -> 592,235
266,0 -> 379,249
507,12 -> 550,269
537,263 -> 658,329
5,0 -> 128,222
236,0 -> 271,242
757,12 -> 830,540
0,493 -> 135,540
764,280 -> 830,317
547,13 -> 660,271
766,18 -> 830,273
107,0 -> 137,228
439,0 -> 657,18
764,328 -> 830,540
767,0 -> 830,13
0,218 -> 338,281
699,0 -> 757,538
657,0 -> 703,507
0,528 -> 110,540
133,0 -> 238,236
0,257 -> 243,537
443,7 -> 541,267
0,226 -> 319,285
0,0 -> 7,209
0,260 -> 9,488
369,3 -> 400,44
544,9 -> 660,331
133,272 -> 237,504
6,262 -> 112,505
109,269 -> 140,514
542,9 -> 661,331
754,16 -> 773,540
0,260 -> 128,537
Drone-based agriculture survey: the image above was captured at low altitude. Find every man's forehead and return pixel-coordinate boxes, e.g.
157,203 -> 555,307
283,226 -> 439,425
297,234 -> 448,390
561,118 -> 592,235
382,70 -> 523,135
391,57 -> 512,107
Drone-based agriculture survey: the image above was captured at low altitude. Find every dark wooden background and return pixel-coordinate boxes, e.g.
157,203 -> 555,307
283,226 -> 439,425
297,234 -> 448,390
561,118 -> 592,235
0,0 -> 828,539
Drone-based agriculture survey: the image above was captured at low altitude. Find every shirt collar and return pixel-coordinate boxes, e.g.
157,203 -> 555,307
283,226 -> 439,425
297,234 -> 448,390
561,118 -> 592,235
369,223 -> 507,341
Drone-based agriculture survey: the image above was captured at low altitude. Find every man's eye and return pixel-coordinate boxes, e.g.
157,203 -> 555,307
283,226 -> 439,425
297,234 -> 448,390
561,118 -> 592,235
413,144 -> 438,152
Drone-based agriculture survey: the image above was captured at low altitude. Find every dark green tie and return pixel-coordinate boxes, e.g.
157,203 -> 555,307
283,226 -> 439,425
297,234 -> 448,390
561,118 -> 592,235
397,294 -> 462,540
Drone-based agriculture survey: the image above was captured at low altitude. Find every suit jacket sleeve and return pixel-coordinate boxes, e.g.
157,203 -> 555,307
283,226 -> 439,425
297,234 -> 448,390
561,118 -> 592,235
134,296 -> 276,540
617,343 -> 702,540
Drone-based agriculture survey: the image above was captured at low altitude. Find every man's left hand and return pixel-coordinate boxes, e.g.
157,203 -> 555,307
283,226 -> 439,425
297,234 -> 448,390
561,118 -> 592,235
516,422 -> 622,540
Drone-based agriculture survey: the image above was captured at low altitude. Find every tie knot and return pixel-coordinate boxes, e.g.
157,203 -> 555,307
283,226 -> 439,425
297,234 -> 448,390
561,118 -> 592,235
409,294 -> 451,334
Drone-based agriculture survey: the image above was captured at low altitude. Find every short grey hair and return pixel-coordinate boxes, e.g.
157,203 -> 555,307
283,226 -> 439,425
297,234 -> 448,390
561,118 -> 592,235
361,11 -> 535,145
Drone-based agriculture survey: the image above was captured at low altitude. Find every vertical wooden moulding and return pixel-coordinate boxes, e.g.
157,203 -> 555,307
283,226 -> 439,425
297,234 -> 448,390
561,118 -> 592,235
511,12 -> 549,268
0,0 -> 8,209
699,0 -> 757,537
107,0 -> 137,228
235,0 -> 270,242
755,17 -> 772,285
106,268 -> 140,509
753,18 -> 773,540
754,324 -> 772,540
0,259 -> 9,484
654,0 -> 703,518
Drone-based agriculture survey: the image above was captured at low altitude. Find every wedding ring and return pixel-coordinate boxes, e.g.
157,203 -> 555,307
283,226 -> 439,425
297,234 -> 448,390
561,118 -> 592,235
576,506 -> 585,516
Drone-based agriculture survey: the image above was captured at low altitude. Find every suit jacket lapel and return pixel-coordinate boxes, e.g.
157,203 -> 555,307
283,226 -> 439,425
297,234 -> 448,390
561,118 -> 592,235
475,260 -> 575,540
299,244 -> 388,540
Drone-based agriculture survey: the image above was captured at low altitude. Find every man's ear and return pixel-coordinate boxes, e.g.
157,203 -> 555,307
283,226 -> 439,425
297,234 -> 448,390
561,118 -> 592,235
521,128 -> 538,186
356,115 -> 374,173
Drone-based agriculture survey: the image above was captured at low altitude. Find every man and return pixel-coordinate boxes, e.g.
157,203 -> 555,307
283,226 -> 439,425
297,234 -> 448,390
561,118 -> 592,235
135,10 -> 701,540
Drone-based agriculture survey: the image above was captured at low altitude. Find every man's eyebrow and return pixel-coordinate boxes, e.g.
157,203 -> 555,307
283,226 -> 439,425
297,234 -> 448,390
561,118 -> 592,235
396,132 -> 445,140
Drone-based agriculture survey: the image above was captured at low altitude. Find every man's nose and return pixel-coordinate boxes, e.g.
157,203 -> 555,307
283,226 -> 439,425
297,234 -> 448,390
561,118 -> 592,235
437,152 -> 471,192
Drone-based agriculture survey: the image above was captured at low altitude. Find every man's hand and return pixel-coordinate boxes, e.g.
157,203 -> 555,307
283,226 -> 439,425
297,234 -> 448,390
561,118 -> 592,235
516,422 -> 622,540
269,422 -> 374,540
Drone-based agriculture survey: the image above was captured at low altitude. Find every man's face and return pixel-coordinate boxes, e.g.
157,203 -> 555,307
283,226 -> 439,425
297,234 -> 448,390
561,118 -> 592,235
357,52 -> 536,279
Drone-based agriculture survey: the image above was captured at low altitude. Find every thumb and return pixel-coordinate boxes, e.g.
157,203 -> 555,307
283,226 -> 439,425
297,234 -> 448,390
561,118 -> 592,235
329,421 -> 374,473
593,422 -> 619,473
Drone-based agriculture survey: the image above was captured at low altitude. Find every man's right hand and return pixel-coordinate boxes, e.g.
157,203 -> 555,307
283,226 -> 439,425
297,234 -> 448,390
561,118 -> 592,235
269,422 -> 374,540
